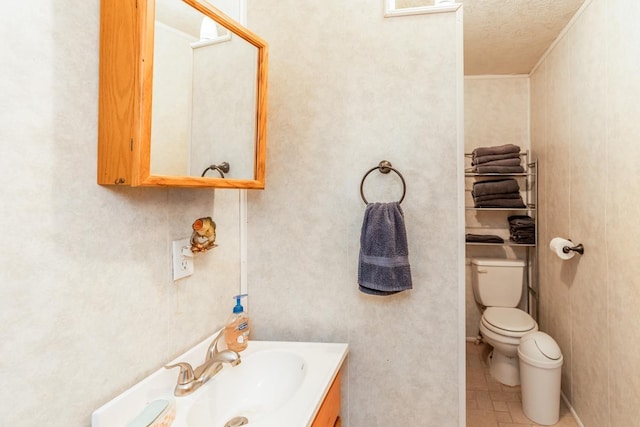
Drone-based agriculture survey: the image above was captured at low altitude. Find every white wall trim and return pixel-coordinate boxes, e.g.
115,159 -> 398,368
464,74 -> 530,80
384,0 -> 461,18
561,392 -> 585,427
239,189 -> 248,296
526,77 -> 531,161
190,32 -> 232,49
455,6 -> 466,427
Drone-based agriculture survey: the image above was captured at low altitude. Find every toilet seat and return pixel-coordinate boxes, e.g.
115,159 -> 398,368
482,307 -> 537,337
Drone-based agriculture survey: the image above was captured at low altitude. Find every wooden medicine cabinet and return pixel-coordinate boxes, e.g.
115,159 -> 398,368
98,0 -> 268,188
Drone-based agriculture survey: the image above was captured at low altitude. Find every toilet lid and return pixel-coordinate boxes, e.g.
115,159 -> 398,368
482,307 -> 537,334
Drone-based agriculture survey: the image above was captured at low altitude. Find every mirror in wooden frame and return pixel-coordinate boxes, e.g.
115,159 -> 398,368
98,0 -> 268,188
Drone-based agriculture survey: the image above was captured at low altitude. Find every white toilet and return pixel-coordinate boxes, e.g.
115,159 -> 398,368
471,258 -> 538,386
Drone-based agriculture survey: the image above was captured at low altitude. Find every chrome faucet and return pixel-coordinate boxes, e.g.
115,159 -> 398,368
205,329 -> 225,360
165,331 -> 241,396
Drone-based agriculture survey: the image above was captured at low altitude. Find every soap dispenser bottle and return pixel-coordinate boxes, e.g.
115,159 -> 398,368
224,294 -> 250,352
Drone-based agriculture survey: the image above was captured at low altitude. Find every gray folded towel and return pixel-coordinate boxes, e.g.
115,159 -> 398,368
508,215 -> 535,243
474,197 -> 526,208
358,202 -> 412,296
507,215 -> 535,228
472,192 -> 522,202
465,234 -> 505,243
472,144 -> 521,158
472,179 -> 520,197
472,152 -> 522,165
510,226 -> 535,233
475,158 -> 522,167
474,165 -> 525,174
508,215 -> 533,221
511,233 -> 535,244
512,231 -> 535,238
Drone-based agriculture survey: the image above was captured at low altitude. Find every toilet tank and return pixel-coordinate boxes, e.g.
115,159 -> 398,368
471,258 -> 526,307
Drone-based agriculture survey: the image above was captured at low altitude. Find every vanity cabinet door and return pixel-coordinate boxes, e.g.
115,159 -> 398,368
312,371 -> 342,427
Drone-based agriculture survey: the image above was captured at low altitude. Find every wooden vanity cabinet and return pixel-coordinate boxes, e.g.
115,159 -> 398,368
311,370 -> 342,427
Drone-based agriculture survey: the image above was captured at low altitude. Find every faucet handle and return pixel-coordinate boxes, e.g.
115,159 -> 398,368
165,362 -> 195,385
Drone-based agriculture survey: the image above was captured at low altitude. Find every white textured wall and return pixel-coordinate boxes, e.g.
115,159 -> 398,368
464,76 -> 530,337
151,23 -> 193,176
464,76 -> 530,152
191,38 -> 257,179
531,0 -> 640,425
247,1 -> 464,425
0,2 -> 241,425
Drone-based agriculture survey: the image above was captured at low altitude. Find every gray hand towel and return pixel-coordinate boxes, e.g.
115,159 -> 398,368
472,179 -> 520,196
472,144 -> 521,158
358,202 -> 412,296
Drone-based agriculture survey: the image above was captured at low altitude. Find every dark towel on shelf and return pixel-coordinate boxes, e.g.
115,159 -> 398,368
508,215 -> 535,243
472,152 -> 522,165
472,144 -> 521,158
466,234 -> 505,244
508,215 -> 534,225
510,227 -> 535,235
472,179 -> 520,197
510,226 -> 534,231
472,192 -> 522,202
474,197 -> 526,208
474,165 -> 525,174
511,235 -> 535,244
510,227 -> 535,234
512,231 -> 535,239
358,202 -> 413,296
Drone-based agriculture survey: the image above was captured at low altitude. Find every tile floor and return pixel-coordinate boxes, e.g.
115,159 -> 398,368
466,341 -> 579,427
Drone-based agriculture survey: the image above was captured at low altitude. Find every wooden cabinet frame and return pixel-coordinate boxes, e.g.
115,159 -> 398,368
98,0 -> 268,188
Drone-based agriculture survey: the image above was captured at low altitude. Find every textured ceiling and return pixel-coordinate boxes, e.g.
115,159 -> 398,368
396,0 -> 586,75
461,0 -> 586,75
159,0 -> 586,75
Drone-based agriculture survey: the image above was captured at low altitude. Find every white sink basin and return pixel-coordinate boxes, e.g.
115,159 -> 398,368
92,336 -> 348,427
186,350 -> 306,425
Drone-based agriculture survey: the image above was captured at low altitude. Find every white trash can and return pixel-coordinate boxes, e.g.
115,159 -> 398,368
517,331 -> 563,425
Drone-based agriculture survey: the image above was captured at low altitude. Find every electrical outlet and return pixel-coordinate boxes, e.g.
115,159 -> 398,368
172,238 -> 194,280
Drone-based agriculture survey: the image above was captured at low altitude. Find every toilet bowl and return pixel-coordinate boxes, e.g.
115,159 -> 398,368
479,307 -> 538,386
470,258 -> 538,386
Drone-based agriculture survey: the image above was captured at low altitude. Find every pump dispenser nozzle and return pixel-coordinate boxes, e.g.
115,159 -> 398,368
232,294 -> 248,313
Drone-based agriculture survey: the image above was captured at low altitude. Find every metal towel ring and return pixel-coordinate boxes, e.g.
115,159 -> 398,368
360,160 -> 406,204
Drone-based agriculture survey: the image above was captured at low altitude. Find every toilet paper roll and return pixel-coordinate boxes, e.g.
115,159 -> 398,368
549,237 -> 575,260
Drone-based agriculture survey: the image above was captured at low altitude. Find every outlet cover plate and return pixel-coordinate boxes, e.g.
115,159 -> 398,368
172,238 -> 194,281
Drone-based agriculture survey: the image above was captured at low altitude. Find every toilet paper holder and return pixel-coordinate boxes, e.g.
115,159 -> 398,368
562,242 -> 584,255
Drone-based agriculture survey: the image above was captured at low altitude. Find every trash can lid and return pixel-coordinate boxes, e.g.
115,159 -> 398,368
518,331 -> 563,367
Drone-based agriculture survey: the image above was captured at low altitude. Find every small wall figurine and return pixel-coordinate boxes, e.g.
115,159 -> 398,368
190,217 -> 217,253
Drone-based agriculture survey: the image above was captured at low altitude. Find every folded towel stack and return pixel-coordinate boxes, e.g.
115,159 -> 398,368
471,144 -> 524,174
508,215 -> 535,244
471,179 -> 526,208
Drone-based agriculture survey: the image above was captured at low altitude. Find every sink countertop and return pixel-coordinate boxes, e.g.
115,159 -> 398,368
92,334 -> 348,427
